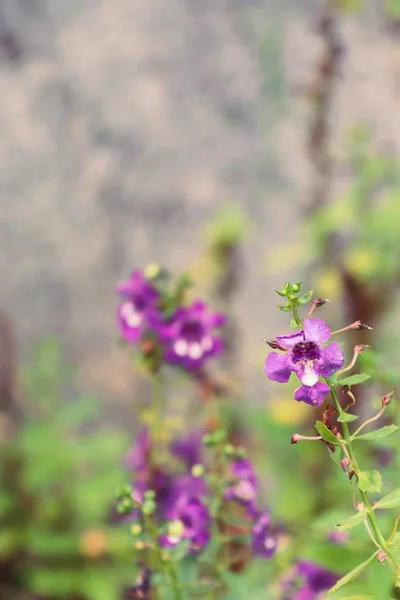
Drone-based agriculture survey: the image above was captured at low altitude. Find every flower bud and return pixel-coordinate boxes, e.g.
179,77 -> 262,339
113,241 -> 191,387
340,458 -> 350,472
144,489 -> 156,500
381,391 -> 394,407
291,434 -> 300,444
315,298 -> 329,307
130,524 -> 142,536
115,484 -> 133,500
191,464 -> 205,477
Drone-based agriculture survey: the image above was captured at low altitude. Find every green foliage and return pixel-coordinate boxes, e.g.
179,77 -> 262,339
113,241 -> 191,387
327,552 -> 378,596
315,421 -> 341,445
358,471 -> 382,494
336,511 -> 366,531
374,489 -> 400,510
354,425 -> 400,442
0,340 -> 132,600
339,374 -> 371,387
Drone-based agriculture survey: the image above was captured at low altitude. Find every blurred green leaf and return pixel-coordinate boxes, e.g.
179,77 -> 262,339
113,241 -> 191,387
315,421 -> 341,445
338,413 -> 359,423
297,290 -> 313,305
354,425 -> 399,442
327,552 -> 378,596
336,511 -> 366,531
339,374 -> 371,386
374,489 -> 400,510
358,471 -> 382,493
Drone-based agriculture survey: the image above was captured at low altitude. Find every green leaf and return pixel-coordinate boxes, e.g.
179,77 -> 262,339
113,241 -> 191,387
388,532 -> 400,550
354,425 -> 400,442
290,318 -> 299,329
374,488 -> 400,510
336,510 -> 367,531
315,421 -> 341,445
327,552 -> 378,596
358,471 -> 382,493
297,290 -> 313,305
338,413 -> 359,423
277,304 -> 291,312
339,373 -> 371,386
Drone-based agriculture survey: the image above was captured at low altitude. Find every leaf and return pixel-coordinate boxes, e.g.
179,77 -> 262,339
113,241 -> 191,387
277,304 -> 291,312
336,511 -> 366,531
339,373 -> 371,386
315,421 -> 341,445
389,532 -> 400,550
297,290 -> 313,305
327,552 -> 378,596
354,425 -> 400,442
338,413 -> 359,423
358,471 -> 382,493
374,489 -> 400,510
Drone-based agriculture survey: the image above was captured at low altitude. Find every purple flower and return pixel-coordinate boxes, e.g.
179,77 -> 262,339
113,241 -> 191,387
116,271 -> 160,343
160,495 -> 211,552
125,428 -> 151,473
265,318 -> 344,406
224,459 -> 258,517
283,561 -> 339,600
170,430 -> 204,469
251,511 -> 277,559
162,301 -> 225,371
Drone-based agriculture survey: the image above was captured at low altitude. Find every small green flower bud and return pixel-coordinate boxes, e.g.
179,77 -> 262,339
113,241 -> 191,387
144,263 -> 162,280
142,500 -> 157,516
144,489 -> 156,500
224,444 -> 235,456
117,498 -> 134,514
115,484 -> 133,500
291,283 -> 300,293
212,429 -> 227,444
202,434 -> 213,447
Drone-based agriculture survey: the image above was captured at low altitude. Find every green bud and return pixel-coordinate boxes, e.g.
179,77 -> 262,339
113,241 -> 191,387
117,498 -> 134,515
202,434 -> 213,447
212,429 -> 227,444
115,484 -> 133,500
191,464 -> 205,477
224,444 -> 235,456
142,500 -> 157,516
144,489 -> 156,500
291,283 -> 300,293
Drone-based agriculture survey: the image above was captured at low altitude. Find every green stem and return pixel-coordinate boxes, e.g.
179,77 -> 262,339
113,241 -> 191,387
152,371 -> 164,449
329,383 -> 400,576
292,305 -> 302,328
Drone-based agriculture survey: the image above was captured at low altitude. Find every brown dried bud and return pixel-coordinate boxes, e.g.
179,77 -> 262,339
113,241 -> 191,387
356,322 -> 373,331
315,298 -> 329,307
354,344 -> 369,354
141,340 -> 156,355
349,470 -> 356,481
264,339 -> 282,350
291,434 -> 299,445
381,391 -> 394,407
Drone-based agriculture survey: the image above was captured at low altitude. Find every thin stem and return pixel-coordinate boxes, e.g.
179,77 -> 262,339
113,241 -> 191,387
328,383 -> 400,575
387,512 -> 400,544
292,305 -> 302,328
352,405 -> 386,439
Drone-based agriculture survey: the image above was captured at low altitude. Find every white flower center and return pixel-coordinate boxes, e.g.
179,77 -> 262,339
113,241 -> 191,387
167,519 -> 185,545
188,343 -> 203,359
264,537 -> 276,550
121,303 -> 142,328
302,361 -> 318,386
174,339 -> 188,356
234,480 -> 255,501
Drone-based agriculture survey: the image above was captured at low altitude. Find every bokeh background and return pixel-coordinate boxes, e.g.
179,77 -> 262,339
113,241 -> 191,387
2,0 -> 400,599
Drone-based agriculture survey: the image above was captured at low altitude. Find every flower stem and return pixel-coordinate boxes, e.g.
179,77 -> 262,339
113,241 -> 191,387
292,305 -> 302,328
328,383 -> 400,576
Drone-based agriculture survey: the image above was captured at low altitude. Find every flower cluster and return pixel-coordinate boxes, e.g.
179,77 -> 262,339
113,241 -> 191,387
116,267 -> 226,372
120,428 -> 276,561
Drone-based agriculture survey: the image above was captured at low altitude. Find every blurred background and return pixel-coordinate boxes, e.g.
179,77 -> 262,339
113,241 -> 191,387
1,0 -> 400,598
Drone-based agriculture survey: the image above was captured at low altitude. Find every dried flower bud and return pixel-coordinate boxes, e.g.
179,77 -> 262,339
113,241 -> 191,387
356,321 -> 373,330
349,470 -> 356,481
354,344 -> 369,354
381,391 -> 394,407
264,339 -> 280,349
315,298 -> 329,307
291,434 -> 300,445
377,550 -> 387,564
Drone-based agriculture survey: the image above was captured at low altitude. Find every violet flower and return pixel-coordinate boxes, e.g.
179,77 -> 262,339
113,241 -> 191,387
116,270 -> 160,343
162,301 -> 225,371
224,459 -> 258,517
170,430 -> 204,469
265,318 -> 344,406
251,511 -> 277,559
283,561 -> 339,600
160,495 -> 211,552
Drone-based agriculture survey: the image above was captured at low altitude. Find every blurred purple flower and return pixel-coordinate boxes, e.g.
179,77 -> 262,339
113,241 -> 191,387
251,511 -> 277,559
162,301 -> 225,371
328,530 -> 349,545
224,459 -> 258,517
117,271 -> 160,343
160,495 -> 210,552
265,318 -> 344,406
170,430 -> 204,469
283,561 -> 339,599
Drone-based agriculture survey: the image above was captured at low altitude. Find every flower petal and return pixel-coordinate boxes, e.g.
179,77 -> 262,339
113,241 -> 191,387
303,318 -> 331,344
294,382 -> 330,406
320,342 -> 345,378
293,360 -> 320,386
276,330 -> 305,350
264,352 -> 291,383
